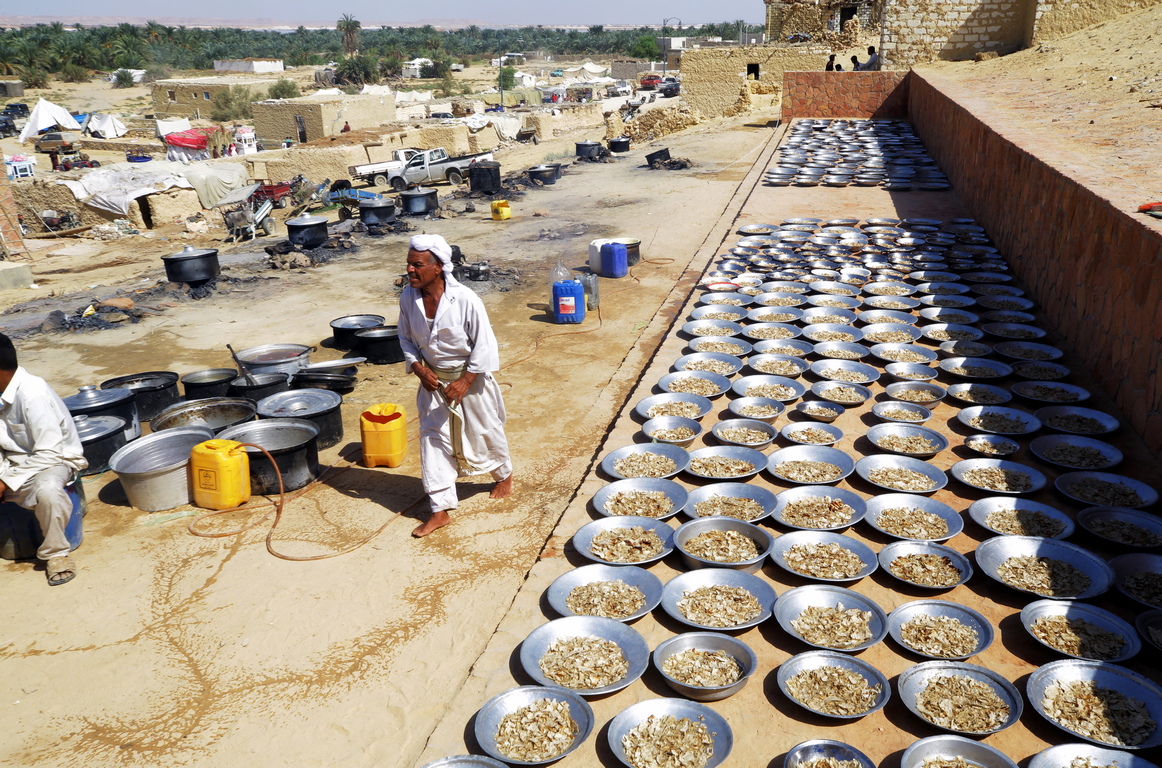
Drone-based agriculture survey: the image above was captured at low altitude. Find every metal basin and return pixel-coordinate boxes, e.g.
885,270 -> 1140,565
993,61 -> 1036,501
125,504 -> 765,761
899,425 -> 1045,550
109,426 -> 215,511
218,418 -> 320,494
151,397 -> 256,434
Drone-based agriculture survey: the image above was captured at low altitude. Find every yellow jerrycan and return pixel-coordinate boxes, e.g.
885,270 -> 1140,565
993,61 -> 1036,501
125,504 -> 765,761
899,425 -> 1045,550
191,439 -> 251,510
491,200 -> 511,221
361,404 -> 408,468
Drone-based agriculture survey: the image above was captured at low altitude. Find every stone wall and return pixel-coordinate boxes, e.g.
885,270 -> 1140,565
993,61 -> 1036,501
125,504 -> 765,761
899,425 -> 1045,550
681,46 -> 830,118
0,173 -> 27,257
881,0 -> 1031,67
908,71 -> 1162,458
152,77 -> 277,118
1031,0 -> 1160,42
252,94 -> 396,144
781,70 -> 910,120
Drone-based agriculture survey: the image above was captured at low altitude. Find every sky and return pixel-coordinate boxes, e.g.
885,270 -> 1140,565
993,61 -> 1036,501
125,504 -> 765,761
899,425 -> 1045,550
13,0 -> 763,28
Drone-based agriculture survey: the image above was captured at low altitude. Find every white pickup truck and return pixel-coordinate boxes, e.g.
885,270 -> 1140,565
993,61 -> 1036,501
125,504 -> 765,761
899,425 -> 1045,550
348,149 -> 421,189
349,147 -> 495,191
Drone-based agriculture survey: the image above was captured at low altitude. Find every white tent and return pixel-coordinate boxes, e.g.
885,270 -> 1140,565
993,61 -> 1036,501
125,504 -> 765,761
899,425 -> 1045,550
513,71 -> 537,89
562,62 -> 610,78
359,84 -> 394,96
18,98 -> 82,143
395,90 -> 434,103
83,113 -> 127,139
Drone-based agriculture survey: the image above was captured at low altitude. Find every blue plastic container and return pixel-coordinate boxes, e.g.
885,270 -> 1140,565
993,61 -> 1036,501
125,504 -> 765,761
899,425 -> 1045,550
600,241 -> 629,278
552,279 -> 586,324
0,476 -> 86,561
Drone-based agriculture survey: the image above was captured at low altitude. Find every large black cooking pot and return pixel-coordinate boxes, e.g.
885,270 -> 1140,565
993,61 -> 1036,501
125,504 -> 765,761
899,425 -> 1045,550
576,140 -> 601,158
63,385 -> 140,441
609,136 -> 631,153
543,162 -> 563,181
100,371 -> 180,423
291,371 -> 356,392
226,372 -> 291,402
358,198 -> 396,226
330,314 -> 385,351
399,188 -> 438,215
286,215 -> 329,249
150,397 -> 257,434
73,414 -> 127,476
257,389 -> 343,450
355,326 -> 405,364
527,165 -> 557,185
218,419 -> 320,494
181,368 -> 237,400
469,161 -> 502,194
162,246 -> 220,284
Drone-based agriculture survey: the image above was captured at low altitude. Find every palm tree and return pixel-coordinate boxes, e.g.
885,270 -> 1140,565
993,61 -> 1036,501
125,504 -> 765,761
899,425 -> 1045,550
337,14 -> 361,57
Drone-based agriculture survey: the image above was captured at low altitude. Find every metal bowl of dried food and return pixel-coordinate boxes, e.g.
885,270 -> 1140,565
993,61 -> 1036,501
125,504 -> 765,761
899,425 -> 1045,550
1055,471 -> 1158,509
607,697 -> 733,768
775,585 -> 887,652
808,280 -> 861,297
747,306 -> 806,325
975,536 -> 1114,600
474,685 -> 594,765
659,371 -> 732,400
793,401 -> 846,423
802,307 -> 858,326
770,485 -> 866,531
898,661 -> 1023,735
601,444 -> 690,480
812,341 -> 872,361
689,305 -> 748,324
777,650 -> 890,719
1012,360 -> 1070,380
884,363 -> 938,383
923,323 -> 984,344
592,478 -> 687,521
744,322 -> 804,344
901,736 -> 1017,768
939,357 -> 1013,380
636,393 -> 713,422
653,632 -> 758,701
916,282 -> 972,296
519,616 -> 650,697
864,281 -> 916,297
809,359 -> 880,385
1030,435 -> 1122,470
871,401 -> 933,424
864,495 -> 962,542
748,353 -> 810,378
687,336 -> 754,358
1012,380 -> 1090,405
861,322 -> 923,344
1139,610 -> 1162,653
918,294 -> 976,309
674,517 -> 774,573
976,295 -> 1034,311
1036,406 -> 1120,436
918,307 -> 981,325
767,445 -> 855,485
683,483 -> 777,523
641,416 -> 703,448
753,291 -> 808,309
967,497 -> 1074,539
937,340 -> 993,359
660,568 -> 776,631
546,564 -> 664,622
682,319 -> 744,339
994,341 -> 1064,361
1027,659 -> 1162,749
885,381 -> 946,406
1020,600 -> 1140,663
727,397 -> 785,424
810,381 -> 872,407
888,602 -> 993,660
781,421 -> 843,447
732,374 -> 807,402
421,756 -> 509,768
1030,745 -> 1159,768
866,424 -> 948,458
956,405 -> 1041,436
858,309 -> 918,326
1110,553 -> 1162,609
685,445 -> 767,481
754,338 -> 814,357
982,322 -> 1047,340
945,383 -> 1012,406
879,541 -> 973,590
1077,507 -> 1162,549
711,418 -> 777,448
673,352 -> 744,378
963,434 -> 1021,457
951,458 -> 1048,495
854,455 -> 948,494
784,740 -> 875,768
870,343 -> 939,365
573,516 -> 676,567
802,323 -> 864,344
768,531 -> 878,583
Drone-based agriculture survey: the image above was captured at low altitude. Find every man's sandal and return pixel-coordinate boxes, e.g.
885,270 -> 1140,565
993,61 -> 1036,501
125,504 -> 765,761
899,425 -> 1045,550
47,556 -> 76,586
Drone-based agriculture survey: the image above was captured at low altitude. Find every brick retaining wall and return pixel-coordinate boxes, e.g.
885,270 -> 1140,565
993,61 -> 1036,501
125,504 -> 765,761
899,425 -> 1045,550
908,71 -> 1162,458
781,71 -> 910,121
0,174 -> 27,258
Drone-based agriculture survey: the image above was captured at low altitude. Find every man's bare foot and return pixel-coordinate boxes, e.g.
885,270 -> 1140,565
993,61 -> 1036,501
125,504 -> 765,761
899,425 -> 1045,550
490,474 -> 513,499
413,510 -> 451,537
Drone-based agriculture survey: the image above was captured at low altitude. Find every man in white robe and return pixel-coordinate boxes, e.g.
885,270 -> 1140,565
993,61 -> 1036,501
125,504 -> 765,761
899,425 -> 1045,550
398,234 -> 513,536
0,333 -> 88,585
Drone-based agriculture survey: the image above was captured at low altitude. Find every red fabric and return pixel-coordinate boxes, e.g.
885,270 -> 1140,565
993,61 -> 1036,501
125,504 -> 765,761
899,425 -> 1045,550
163,126 -> 221,149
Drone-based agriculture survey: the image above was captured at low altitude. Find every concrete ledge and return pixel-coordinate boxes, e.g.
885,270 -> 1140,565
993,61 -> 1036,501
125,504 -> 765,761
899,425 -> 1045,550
0,260 -> 33,290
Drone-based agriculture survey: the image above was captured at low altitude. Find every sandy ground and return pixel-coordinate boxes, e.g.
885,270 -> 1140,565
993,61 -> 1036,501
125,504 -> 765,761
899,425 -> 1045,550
0,105 -> 778,767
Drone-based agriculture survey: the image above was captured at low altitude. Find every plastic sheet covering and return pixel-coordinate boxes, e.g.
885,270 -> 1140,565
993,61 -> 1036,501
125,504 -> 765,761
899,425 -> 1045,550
84,113 -> 127,139
17,98 -> 82,143
155,117 -> 192,137
57,161 -> 248,215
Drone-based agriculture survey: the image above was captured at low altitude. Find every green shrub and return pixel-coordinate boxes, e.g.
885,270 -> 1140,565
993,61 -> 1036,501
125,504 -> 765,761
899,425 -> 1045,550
22,68 -> 50,89
210,85 -> 253,121
60,64 -> 89,83
111,68 -> 136,88
267,78 -> 300,99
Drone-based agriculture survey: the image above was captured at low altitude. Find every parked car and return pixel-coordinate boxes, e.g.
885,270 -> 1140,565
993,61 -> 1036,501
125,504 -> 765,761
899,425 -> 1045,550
661,81 -> 681,97
550,68 -> 564,77
640,74 -> 662,90
34,132 -> 81,153
2,102 -> 30,118
0,116 -> 16,138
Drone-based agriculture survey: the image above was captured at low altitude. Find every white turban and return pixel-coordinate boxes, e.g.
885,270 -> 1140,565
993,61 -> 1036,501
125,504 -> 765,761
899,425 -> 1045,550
410,234 -> 453,275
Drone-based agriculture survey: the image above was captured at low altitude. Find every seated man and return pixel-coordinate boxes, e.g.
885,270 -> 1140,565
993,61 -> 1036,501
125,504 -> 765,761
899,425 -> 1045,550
0,334 -> 87,585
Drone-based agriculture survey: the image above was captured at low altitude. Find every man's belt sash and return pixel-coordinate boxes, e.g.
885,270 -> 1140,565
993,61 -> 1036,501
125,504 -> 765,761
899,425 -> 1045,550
424,357 -> 485,474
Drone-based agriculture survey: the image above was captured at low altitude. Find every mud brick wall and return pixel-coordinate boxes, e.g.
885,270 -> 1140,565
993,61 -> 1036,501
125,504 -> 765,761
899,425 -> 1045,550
683,47 -> 829,118
1031,0 -> 1159,42
908,72 -> 1162,458
881,0 -> 1030,67
781,71 -> 910,120
0,173 -> 27,257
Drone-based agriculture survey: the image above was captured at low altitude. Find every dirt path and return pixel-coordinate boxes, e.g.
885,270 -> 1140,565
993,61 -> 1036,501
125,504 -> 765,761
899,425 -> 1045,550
0,109 -> 779,768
